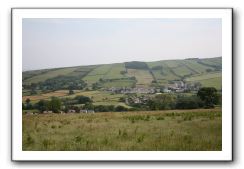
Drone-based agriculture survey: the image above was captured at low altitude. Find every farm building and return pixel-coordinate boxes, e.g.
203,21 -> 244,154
67,109 -> 76,113
42,110 -> 53,114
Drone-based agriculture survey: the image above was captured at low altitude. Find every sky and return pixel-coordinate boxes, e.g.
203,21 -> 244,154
23,18 -> 222,71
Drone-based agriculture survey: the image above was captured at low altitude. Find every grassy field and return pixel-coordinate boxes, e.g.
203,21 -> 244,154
23,90 -> 70,102
127,69 -> 154,87
173,65 -> 193,77
23,108 -> 222,151
23,90 -> 129,108
24,67 -> 79,85
185,72 -> 222,90
196,77 -> 222,90
101,79 -> 135,88
182,60 -> 214,74
103,63 -> 127,79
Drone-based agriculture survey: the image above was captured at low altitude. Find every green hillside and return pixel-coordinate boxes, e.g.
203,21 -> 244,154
23,57 -> 222,90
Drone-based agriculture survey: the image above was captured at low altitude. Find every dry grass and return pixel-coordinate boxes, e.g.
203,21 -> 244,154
23,108 -> 222,151
23,90 -> 74,102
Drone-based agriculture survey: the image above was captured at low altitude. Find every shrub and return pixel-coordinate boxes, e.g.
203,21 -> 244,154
115,105 -> 128,112
137,134 -> 145,143
176,96 -> 204,109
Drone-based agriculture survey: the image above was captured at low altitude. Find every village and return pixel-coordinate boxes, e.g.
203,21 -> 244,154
23,81 -> 202,115
106,81 -> 201,94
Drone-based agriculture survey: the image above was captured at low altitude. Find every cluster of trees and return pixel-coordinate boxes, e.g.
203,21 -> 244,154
125,61 -> 148,70
23,97 -> 62,113
24,75 -> 87,93
39,75 -> 87,91
131,87 -> 221,110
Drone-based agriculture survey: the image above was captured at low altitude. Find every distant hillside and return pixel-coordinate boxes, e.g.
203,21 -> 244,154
23,57 -> 222,90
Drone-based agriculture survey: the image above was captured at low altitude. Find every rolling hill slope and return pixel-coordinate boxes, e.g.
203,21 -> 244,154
23,57 -> 222,90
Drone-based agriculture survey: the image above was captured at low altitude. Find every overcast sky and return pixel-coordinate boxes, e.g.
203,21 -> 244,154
23,18 -> 222,71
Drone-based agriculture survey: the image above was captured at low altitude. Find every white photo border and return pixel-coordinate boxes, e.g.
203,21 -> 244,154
11,8 -> 233,161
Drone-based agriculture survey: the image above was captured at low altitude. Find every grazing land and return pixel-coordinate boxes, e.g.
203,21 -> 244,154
23,57 -> 222,89
126,69 -> 154,87
23,109 -> 222,151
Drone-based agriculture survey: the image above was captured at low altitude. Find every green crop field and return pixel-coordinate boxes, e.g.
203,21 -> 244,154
23,109 -> 222,151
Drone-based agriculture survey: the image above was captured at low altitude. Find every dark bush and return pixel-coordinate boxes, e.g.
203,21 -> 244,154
176,96 -> 204,109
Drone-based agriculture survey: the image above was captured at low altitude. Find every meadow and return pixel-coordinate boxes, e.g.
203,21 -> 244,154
23,108 -> 222,151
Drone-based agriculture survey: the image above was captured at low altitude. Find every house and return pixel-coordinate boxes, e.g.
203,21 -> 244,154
80,109 -> 88,113
163,89 -> 172,93
25,112 -> 33,115
176,89 -> 185,93
59,111 -> 65,114
42,110 -> 53,114
67,109 -> 76,113
87,110 -> 95,113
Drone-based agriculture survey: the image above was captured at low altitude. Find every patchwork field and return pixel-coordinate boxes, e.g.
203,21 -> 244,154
23,57 -> 222,90
23,109 -> 222,151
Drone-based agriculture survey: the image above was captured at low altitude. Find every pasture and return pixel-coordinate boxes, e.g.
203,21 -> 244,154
24,67 -> 78,85
127,69 -> 154,87
185,72 -> 222,90
23,108 -> 222,151
101,79 -> 135,88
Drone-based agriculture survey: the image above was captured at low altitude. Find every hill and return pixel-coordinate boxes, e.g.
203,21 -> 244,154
23,57 -> 222,92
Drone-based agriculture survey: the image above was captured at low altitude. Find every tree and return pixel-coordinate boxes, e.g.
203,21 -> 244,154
48,97 -> 62,113
148,94 -> 176,110
197,87 -> 219,108
175,96 -> 204,109
115,105 -> 128,112
69,89 -> 74,95
75,95 -> 92,104
119,97 -> 125,102
22,103 -> 26,110
35,99 -> 49,112
25,98 -> 30,104
83,103 -> 94,110
25,98 -> 32,110
30,89 -> 37,95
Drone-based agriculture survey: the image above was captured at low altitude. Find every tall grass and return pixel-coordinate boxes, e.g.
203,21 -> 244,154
23,109 -> 222,151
